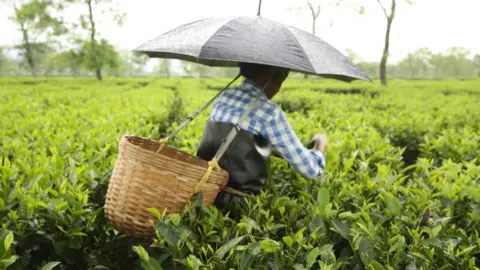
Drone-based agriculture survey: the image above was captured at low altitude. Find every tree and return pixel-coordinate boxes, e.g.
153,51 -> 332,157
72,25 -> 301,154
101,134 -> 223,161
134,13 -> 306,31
345,48 -> 362,64
66,0 -> 125,80
429,53 -> 446,78
356,62 -> 378,78
474,54 -> 480,67
43,49 -> 84,76
130,52 -> 149,76
474,54 -> 480,77
0,48 -> 6,72
397,48 -> 431,78
154,59 -> 171,78
8,0 -> 67,76
374,0 -> 412,86
80,38 -> 121,77
182,61 -> 210,78
445,47 -> 475,78
213,67 -> 239,78
0,48 -> 18,75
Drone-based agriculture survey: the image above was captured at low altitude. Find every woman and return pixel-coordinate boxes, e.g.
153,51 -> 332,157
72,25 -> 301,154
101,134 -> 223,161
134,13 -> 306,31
196,62 -> 327,218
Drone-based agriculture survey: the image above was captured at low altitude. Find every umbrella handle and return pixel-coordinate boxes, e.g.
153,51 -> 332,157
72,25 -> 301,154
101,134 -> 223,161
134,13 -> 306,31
155,73 -> 242,153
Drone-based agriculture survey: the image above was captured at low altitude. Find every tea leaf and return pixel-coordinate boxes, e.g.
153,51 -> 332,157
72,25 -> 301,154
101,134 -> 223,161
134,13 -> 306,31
306,247 -> 320,268
132,245 -> 149,261
456,245 -> 476,257
186,255 -> 203,270
384,193 -> 402,216
146,208 -> 163,221
154,222 -> 189,247
332,219 -> 350,240
359,237 -> 375,266
245,217 -> 262,232
266,224 -> 287,232
320,244 -> 336,265
295,227 -> 307,243
260,239 -> 281,253
409,251 -> 429,261
239,242 -> 262,269
4,232 -> 13,250
282,236 -> 294,248
0,255 -> 16,266
69,232 -> 87,237
370,260 -> 384,270
317,187 -> 330,212
41,261 -> 61,270
338,211 -> 361,220
216,236 -> 245,259
293,264 -> 307,270
140,258 -> 163,270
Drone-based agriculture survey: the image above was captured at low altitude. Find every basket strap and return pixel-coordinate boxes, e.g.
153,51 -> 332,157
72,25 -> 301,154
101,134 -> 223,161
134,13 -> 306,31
156,73 -> 242,153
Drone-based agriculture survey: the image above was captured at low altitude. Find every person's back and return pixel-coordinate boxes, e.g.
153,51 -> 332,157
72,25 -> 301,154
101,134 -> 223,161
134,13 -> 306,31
197,120 -> 272,195
196,63 -> 327,217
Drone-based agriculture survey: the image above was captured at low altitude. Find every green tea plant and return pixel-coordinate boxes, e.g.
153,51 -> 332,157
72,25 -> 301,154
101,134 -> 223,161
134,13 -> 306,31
0,77 -> 479,269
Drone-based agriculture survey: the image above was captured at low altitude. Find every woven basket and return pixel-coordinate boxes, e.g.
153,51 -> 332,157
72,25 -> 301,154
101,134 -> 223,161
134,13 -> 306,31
104,135 -> 229,239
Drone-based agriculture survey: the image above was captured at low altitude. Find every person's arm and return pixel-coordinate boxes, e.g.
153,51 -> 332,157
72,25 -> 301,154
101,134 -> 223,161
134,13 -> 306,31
273,134 -> 327,159
263,109 -> 326,179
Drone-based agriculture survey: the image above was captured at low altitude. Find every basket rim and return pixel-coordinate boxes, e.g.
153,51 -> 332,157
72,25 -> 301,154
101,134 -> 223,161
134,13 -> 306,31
120,134 -> 228,174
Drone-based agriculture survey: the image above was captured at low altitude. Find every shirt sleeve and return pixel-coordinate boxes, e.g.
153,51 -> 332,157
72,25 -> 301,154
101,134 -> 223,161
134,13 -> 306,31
262,108 -> 326,179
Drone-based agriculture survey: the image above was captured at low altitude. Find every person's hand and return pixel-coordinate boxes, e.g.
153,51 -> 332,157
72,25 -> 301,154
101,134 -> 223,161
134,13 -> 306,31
311,133 -> 327,153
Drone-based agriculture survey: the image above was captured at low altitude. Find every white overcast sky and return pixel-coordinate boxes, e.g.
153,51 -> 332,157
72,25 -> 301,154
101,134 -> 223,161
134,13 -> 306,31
0,0 -> 478,64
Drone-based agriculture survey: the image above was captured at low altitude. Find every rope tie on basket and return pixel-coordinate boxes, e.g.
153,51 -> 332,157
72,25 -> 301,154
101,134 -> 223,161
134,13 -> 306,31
193,158 -> 220,194
156,138 -> 169,153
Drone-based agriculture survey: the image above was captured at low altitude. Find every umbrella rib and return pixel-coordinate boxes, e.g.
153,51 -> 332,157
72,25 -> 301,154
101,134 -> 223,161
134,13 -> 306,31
282,26 -> 315,73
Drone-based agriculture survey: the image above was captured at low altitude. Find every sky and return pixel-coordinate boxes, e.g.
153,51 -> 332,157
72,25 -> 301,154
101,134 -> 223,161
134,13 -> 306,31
0,0 -> 479,67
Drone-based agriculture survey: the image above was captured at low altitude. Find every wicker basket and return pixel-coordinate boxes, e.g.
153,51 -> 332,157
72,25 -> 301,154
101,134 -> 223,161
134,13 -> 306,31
104,135 -> 229,239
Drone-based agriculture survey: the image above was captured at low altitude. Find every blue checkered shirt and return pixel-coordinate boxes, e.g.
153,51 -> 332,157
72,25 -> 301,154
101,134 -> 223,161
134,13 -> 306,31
209,78 -> 326,179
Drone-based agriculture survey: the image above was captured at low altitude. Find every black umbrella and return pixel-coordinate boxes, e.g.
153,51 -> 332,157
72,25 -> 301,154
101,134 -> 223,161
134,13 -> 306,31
133,15 -> 371,82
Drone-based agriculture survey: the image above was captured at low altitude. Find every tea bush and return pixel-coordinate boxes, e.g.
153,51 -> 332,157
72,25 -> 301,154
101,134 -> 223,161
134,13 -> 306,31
0,77 -> 479,269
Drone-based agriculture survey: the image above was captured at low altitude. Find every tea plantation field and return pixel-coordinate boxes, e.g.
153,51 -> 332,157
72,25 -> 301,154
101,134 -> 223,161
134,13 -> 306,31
0,77 -> 479,269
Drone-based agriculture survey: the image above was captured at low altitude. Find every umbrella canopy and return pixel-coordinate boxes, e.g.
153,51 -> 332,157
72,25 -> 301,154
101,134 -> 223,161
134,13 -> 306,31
133,16 -> 371,82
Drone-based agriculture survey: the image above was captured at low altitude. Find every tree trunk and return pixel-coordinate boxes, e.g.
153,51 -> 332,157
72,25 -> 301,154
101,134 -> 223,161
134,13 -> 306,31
379,0 -> 396,86
15,3 -> 36,77
95,68 -> 102,80
380,18 -> 393,85
87,0 -> 102,80
20,25 -> 36,77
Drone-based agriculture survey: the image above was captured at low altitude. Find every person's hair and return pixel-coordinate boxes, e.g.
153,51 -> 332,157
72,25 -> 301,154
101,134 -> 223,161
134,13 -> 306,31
238,62 -> 274,81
